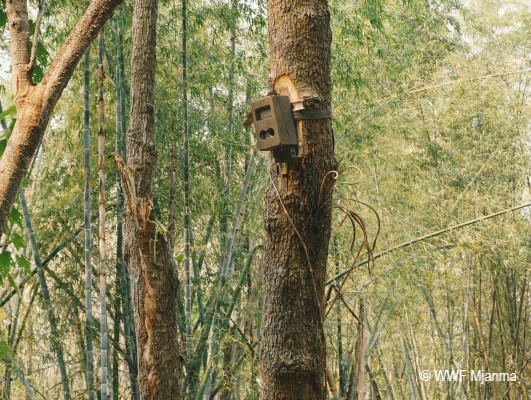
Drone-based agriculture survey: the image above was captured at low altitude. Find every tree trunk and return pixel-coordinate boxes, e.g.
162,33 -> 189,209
260,0 -> 335,399
114,0 -> 184,397
0,0 -> 123,236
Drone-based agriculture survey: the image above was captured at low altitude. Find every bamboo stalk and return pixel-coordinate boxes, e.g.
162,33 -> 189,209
356,298 -> 366,400
202,152 -> 257,399
111,17 -> 121,400
19,188 -> 71,399
181,0 -> 193,363
406,309 -> 427,400
356,68 -> 531,125
3,290 -> 20,398
374,346 -> 396,400
114,10 -> 139,398
111,15 -> 122,400
97,27 -> 109,400
221,0 -> 238,266
10,284 -> 38,399
197,244 -> 261,400
83,47 -> 96,400
399,319 -> 418,400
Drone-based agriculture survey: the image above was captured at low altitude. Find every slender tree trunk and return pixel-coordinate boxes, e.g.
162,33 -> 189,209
0,0 -> 123,236
260,0 -> 335,398
97,28 -> 110,400
19,188 -> 71,399
83,48 -> 96,400
114,0 -> 184,397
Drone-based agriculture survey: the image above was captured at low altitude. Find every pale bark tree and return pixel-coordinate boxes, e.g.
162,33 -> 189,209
0,0 -> 123,236
113,0 -> 184,397
260,0 -> 335,399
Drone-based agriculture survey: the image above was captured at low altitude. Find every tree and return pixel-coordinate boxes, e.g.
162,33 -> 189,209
0,0 -> 123,236
113,0 -> 184,397
260,0 -> 335,398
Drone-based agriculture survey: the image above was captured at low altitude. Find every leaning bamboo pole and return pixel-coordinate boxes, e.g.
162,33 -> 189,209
201,152 -> 257,400
328,202 -> 531,285
19,188 -> 71,399
0,225 -> 84,307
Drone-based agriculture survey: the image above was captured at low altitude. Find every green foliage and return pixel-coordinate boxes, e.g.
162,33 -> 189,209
0,250 -> 10,275
0,340 -> 10,360
16,255 -> 30,274
9,206 -> 22,229
0,0 -> 529,398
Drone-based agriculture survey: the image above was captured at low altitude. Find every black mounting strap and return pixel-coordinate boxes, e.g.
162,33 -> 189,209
292,108 -> 333,120
242,107 -> 332,128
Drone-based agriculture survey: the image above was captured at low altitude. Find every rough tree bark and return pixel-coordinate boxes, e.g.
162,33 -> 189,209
260,0 -> 335,399
0,0 -> 123,236
113,0 -> 184,397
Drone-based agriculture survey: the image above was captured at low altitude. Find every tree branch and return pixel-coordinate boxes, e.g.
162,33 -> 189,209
40,0 -> 123,108
6,0 -> 32,92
